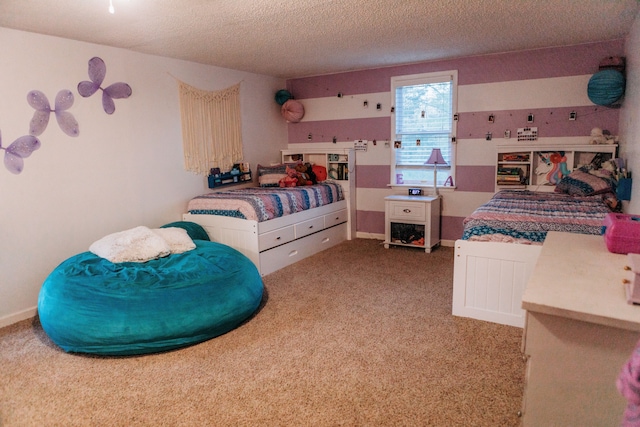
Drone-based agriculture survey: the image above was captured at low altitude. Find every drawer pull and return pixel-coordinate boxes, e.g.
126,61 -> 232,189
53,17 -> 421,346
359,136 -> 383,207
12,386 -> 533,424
308,225 -> 314,229
276,236 -> 281,240
403,209 -> 411,213
288,250 -> 298,258
623,279 -> 631,285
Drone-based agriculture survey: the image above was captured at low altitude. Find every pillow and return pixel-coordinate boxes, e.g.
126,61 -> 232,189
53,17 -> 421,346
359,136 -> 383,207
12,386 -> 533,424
312,164 -> 327,182
89,226 -> 171,263
152,227 -> 196,254
160,221 -> 210,241
554,170 -> 614,196
257,163 -> 288,187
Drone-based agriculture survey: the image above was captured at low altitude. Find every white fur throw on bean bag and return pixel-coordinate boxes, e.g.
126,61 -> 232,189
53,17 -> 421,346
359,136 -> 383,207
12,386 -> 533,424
152,227 -> 196,254
90,226 -> 171,263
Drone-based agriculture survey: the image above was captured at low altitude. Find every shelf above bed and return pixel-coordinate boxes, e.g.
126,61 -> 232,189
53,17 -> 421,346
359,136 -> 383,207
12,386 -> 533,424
208,170 -> 252,188
495,143 -> 618,192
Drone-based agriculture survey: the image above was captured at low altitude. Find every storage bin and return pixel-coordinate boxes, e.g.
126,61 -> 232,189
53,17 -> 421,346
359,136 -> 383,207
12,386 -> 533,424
602,213 -> 640,254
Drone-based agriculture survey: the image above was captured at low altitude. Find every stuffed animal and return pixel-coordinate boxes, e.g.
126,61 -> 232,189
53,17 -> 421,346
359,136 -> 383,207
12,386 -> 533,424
278,166 -> 298,187
294,162 -> 317,186
589,127 -> 617,145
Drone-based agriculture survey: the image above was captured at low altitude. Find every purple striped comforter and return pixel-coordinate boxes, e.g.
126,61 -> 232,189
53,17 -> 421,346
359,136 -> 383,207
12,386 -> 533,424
187,182 -> 344,222
462,190 -> 612,244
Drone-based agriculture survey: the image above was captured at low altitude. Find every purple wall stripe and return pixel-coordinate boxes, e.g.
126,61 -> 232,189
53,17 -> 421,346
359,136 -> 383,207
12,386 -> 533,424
287,40 -> 624,99
455,166 -> 496,192
457,106 -> 620,139
442,216 -> 466,241
356,210 -> 385,234
355,165 -> 391,188
288,117 -> 389,144
453,41 -> 624,85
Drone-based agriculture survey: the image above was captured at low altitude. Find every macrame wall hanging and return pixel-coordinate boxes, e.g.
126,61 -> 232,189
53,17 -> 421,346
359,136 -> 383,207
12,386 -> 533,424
177,80 -> 243,176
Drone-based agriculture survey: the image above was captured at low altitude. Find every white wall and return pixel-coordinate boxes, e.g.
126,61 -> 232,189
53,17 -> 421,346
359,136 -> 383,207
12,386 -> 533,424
0,28 -> 287,326
621,13 -> 640,213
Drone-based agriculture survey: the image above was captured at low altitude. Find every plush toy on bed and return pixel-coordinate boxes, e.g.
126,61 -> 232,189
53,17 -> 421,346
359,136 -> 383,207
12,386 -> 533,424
279,166 -> 299,187
294,162 -> 317,186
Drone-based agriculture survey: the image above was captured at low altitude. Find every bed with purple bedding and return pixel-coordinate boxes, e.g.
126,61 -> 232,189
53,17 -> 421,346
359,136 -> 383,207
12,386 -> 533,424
462,190 -> 614,244
183,181 -> 349,276
187,181 -> 344,222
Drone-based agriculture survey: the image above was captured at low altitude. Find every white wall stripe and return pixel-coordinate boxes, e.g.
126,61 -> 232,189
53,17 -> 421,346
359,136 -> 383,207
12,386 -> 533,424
443,191 -> 495,217
299,92 -> 391,122
455,139 -> 498,166
455,136 -> 594,166
356,188 -> 394,212
298,76 -> 593,121
354,142 -> 393,165
458,75 -> 592,112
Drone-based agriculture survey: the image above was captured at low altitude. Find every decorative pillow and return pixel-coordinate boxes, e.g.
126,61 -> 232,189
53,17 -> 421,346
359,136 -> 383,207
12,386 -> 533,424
160,221 -> 210,241
554,170 -> 614,196
152,227 -> 196,254
257,163 -> 287,187
312,164 -> 328,182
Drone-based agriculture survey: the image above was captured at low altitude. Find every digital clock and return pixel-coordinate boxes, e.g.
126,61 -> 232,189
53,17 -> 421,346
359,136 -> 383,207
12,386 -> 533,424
408,188 -> 422,196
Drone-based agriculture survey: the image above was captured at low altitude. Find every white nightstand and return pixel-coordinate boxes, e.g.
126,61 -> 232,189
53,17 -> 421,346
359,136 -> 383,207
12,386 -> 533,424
383,195 -> 441,253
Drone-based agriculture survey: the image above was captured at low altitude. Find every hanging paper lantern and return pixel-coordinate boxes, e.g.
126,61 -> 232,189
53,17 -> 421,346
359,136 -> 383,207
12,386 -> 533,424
275,89 -> 293,106
588,69 -> 625,106
281,99 -> 305,123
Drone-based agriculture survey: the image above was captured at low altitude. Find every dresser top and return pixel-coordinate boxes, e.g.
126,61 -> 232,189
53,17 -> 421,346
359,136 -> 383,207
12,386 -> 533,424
522,231 -> 640,331
384,195 -> 439,202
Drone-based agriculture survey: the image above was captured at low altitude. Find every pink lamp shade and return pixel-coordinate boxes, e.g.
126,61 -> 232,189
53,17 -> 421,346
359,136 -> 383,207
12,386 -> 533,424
424,148 -> 447,165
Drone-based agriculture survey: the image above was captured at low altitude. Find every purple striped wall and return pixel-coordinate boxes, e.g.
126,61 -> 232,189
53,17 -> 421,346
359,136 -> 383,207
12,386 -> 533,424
456,166 -> 496,192
286,40 -> 626,239
356,165 -> 391,188
287,40 -> 625,98
288,117 -> 389,144
458,106 -> 620,139
357,164 -> 496,192
442,216 -> 466,241
356,210 -> 385,234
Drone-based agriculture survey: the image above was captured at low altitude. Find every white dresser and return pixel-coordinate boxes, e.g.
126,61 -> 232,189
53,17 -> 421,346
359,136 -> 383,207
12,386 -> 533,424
521,231 -> 640,426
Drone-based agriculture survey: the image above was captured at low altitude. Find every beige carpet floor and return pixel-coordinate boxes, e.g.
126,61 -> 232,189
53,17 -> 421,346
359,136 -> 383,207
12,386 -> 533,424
0,238 -> 525,426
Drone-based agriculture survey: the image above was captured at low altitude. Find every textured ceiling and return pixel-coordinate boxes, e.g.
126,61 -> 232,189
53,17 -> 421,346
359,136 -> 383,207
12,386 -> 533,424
0,0 -> 638,79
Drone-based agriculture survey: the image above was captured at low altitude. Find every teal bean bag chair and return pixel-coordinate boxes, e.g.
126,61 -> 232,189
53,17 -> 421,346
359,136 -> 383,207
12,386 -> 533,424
37,223 -> 263,356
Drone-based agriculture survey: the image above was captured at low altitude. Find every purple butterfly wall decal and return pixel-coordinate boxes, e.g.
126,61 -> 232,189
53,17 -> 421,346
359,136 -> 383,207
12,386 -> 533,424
28,89 -> 79,137
78,57 -> 132,114
0,130 -> 41,174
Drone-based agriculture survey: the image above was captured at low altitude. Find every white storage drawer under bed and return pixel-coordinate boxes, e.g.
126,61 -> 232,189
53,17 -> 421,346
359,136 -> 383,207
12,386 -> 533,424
258,226 -> 296,251
259,223 -> 346,276
183,201 -> 349,276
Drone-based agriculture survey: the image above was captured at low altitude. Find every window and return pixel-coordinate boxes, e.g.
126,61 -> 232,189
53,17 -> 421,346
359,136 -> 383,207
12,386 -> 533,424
391,71 -> 457,187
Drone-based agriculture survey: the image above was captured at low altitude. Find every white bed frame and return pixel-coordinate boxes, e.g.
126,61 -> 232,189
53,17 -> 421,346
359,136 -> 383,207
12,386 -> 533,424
452,239 -> 542,328
184,200 -> 349,276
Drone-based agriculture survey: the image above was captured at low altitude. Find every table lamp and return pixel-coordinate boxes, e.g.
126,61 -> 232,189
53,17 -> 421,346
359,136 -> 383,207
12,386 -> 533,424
424,148 -> 447,195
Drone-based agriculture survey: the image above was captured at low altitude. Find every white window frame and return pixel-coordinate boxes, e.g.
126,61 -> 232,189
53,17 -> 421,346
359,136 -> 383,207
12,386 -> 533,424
390,70 -> 457,189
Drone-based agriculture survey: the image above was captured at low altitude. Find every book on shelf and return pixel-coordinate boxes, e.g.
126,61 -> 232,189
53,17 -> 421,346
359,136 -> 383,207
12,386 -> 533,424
501,153 -> 530,162
497,175 -> 522,181
497,167 -> 523,176
497,180 -> 526,185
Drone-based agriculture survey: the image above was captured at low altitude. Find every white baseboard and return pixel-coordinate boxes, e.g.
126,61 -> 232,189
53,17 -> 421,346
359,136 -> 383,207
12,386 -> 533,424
356,232 -> 384,240
0,306 -> 37,329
